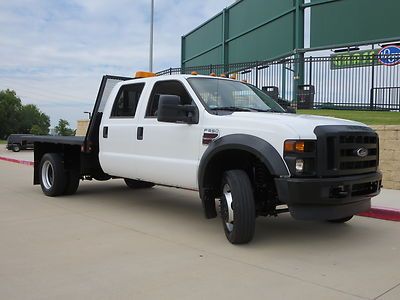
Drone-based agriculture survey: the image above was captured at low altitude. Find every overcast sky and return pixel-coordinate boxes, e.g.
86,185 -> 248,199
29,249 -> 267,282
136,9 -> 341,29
0,0 -> 234,127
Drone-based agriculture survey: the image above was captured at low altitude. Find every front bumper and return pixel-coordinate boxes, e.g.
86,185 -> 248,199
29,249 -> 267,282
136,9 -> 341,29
275,172 -> 382,220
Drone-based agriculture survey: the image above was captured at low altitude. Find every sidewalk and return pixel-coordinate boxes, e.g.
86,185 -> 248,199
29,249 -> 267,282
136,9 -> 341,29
1,145 -> 399,221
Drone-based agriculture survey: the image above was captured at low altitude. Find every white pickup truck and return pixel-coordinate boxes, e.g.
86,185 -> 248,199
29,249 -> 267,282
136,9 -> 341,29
28,72 -> 382,244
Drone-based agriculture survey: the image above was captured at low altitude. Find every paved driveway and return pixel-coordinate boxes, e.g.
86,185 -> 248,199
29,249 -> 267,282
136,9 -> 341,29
0,161 -> 399,299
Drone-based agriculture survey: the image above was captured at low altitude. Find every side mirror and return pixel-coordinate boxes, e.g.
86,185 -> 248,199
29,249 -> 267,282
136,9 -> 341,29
157,95 -> 198,124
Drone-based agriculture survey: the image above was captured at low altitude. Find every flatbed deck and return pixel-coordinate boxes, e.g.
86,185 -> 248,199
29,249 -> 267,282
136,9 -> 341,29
27,136 -> 85,146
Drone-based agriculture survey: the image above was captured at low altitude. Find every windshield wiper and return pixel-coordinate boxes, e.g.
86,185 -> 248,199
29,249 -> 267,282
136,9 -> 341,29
210,106 -> 253,112
211,106 -> 275,113
247,108 -> 274,112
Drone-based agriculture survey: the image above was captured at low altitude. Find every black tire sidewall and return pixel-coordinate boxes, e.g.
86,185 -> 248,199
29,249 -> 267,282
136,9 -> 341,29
220,170 -> 256,244
12,144 -> 21,152
39,153 -> 67,197
64,170 -> 80,195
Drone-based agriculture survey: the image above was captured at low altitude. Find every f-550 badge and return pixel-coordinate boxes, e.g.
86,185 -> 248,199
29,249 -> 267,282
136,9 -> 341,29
202,129 -> 220,145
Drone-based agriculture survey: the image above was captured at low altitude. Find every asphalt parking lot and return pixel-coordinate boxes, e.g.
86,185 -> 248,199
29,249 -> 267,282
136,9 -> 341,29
0,159 -> 399,300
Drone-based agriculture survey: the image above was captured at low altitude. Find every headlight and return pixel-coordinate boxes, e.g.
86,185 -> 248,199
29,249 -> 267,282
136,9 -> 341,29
284,140 -> 314,153
284,140 -> 316,176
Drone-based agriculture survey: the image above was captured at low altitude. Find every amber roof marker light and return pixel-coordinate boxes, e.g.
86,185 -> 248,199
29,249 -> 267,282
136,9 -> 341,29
134,71 -> 157,78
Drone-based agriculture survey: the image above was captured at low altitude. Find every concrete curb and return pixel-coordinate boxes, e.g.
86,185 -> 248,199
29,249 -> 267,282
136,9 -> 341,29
0,155 -> 399,222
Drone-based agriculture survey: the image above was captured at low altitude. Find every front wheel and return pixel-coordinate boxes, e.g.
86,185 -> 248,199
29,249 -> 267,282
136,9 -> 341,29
219,170 -> 256,244
39,153 -> 67,196
12,144 -> 21,152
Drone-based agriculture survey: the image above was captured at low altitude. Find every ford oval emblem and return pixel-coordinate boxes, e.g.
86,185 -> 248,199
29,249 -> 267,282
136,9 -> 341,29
356,147 -> 368,157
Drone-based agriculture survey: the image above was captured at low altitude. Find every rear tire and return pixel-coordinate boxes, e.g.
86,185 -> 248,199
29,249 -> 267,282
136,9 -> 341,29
39,153 -> 67,197
327,215 -> 353,223
124,178 -> 155,189
12,144 -> 21,152
64,170 -> 80,195
219,170 -> 256,244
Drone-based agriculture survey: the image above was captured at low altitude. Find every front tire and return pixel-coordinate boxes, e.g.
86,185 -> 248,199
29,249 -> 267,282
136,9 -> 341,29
12,144 -> 21,152
124,178 -> 155,189
219,170 -> 256,244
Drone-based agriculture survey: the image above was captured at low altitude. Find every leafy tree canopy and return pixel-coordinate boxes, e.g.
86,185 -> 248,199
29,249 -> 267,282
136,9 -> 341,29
55,119 -> 75,136
0,89 -> 50,139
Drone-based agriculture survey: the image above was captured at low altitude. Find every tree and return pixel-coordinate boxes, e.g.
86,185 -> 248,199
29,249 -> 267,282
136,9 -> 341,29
30,124 -> 48,135
55,119 -> 75,136
0,89 -> 22,139
20,104 -> 50,135
0,89 -> 50,138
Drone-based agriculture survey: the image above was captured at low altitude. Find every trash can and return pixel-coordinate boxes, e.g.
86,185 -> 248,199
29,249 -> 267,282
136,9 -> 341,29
297,85 -> 315,109
262,86 -> 279,101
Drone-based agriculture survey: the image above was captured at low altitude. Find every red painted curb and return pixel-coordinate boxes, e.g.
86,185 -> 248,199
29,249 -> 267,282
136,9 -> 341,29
358,207 -> 400,222
0,156 -> 34,166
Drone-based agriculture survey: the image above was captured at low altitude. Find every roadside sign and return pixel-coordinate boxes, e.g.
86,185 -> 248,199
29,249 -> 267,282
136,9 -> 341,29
331,46 -> 400,69
378,45 -> 400,66
331,49 -> 378,69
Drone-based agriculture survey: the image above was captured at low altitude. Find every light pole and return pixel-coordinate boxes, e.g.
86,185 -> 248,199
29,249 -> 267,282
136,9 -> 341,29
84,111 -> 91,119
149,0 -> 154,72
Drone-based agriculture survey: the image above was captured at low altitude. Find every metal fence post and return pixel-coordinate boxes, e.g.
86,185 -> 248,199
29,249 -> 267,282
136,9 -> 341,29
370,54 -> 375,110
282,61 -> 287,100
255,61 -> 259,88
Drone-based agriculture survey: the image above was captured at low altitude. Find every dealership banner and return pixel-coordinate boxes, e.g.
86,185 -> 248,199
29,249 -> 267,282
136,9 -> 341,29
330,46 -> 400,70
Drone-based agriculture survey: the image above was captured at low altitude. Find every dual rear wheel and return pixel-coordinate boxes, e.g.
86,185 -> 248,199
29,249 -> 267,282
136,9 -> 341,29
39,153 -> 80,197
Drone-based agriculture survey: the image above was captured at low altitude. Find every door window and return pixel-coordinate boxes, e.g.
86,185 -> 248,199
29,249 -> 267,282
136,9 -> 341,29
111,83 -> 145,118
146,80 -> 194,117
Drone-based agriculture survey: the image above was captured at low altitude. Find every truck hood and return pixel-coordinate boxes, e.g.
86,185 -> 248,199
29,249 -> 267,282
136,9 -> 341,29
227,112 -> 366,139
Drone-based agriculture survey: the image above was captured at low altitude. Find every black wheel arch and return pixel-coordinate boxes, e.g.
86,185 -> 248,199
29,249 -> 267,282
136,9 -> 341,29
198,134 -> 289,217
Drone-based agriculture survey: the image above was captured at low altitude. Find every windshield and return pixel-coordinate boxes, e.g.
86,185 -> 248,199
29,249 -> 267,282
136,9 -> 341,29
187,78 -> 285,113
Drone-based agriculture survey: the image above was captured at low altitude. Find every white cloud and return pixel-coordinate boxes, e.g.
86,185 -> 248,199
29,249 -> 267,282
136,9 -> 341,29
0,0 -> 234,127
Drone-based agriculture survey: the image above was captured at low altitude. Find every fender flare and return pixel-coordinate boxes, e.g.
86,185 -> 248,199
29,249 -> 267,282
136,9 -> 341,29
198,134 -> 289,199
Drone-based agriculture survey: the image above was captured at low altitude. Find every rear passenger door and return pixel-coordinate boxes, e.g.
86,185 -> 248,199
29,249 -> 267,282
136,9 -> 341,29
99,83 -> 145,178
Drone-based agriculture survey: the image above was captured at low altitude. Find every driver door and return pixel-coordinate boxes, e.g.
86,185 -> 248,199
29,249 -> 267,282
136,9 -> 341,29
131,80 -> 203,189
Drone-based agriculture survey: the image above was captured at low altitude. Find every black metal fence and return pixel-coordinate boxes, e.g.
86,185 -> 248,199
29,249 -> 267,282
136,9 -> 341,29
157,54 -> 400,111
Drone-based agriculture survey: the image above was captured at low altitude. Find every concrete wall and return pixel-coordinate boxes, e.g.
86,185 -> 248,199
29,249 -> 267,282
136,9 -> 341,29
371,125 -> 400,190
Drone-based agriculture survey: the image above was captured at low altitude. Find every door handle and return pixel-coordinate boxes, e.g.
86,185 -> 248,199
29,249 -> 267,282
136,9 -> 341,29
137,127 -> 144,140
103,126 -> 108,138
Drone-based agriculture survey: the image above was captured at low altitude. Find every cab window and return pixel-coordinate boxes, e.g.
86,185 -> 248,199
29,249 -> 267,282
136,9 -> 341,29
146,80 -> 194,117
111,83 -> 145,118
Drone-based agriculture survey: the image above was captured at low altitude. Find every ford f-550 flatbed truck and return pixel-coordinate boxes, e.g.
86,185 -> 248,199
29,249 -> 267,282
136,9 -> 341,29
27,72 -> 382,244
